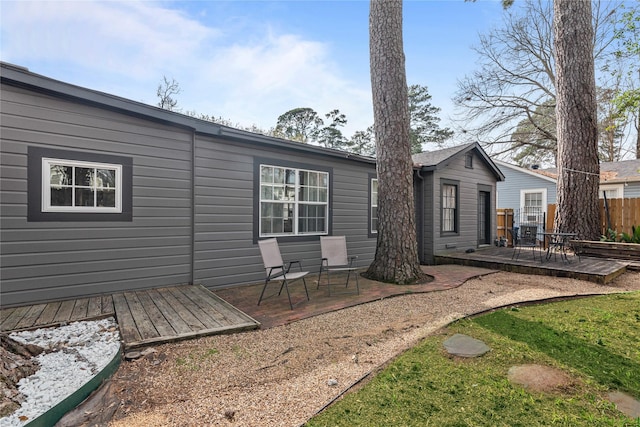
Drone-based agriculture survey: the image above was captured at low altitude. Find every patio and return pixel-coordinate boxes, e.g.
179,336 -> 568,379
0,265 -> 495,348
434,245 -> 629,284
1,255 -> 628,350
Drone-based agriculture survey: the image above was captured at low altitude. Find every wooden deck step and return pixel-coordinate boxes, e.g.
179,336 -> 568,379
1,296 -> 115,332
112,284 -> 260,350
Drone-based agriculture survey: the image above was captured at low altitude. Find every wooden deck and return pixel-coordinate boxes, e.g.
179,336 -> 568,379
435,246 -> 629,284
1,285 -> 260,350
1,295 -> 115,332
112,285 -> 259,350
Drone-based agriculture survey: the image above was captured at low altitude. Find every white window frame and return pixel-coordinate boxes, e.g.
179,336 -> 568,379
259,164 -> 329,237
42,158 -> 122,213
442,183 -> 458,233
599,184 -> 624,199
370,178 -> 378,234
520,188 -> 547,211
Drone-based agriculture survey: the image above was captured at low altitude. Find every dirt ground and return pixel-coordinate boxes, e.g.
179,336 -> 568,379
104,270 -> 640,427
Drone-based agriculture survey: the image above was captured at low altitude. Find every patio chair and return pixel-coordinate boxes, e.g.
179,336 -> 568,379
257,238 -> 310,310
509,225 -> 541,262
317,236 -> 359,296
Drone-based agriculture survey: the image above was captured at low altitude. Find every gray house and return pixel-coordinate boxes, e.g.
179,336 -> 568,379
412,143 -> 505,263
1,63 -> 504,307
0,63 -> 382,307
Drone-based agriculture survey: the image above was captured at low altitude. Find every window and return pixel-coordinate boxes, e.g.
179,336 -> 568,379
370,178 -> 378,234
42,158 -> 122,212
28,147 -> 132,222
441,182 -> 458,233
524,191 -> 543,209
259,164 -> 329,236
520,189 -> 547,211
599,184 -> 623,199
465,153 -> 473,168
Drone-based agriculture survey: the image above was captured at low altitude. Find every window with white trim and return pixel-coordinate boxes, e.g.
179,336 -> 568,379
259,164 -> 329,236
370,178 -> 378,234
42,158 -> 122,213
599,184 -> 624,199
524,191 -> 543,209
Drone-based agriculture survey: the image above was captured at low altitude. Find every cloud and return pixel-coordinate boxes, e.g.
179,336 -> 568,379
1,0 -> 373,135
1,1 -> 218,79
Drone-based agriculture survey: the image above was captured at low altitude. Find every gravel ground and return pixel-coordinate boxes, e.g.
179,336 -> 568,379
1,318 -> 120,427
108,270 -> 640,427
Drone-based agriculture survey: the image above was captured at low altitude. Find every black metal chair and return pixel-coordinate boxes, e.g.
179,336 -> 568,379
509,225 -> 541,262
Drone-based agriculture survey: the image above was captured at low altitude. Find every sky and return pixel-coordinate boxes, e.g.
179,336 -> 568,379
1,0 -> 508,139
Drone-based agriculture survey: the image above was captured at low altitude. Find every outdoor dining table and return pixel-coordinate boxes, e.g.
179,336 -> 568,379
540,232 -> 578,264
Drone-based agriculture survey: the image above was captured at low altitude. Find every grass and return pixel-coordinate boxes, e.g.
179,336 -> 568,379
306,292 -> 640,427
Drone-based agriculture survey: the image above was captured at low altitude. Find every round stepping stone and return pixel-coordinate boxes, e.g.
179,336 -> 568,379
507,364 -> 574,393
607,391 -> 640,419
443,334 -> 490,357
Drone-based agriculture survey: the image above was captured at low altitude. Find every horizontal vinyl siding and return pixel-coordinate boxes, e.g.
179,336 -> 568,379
497,166 -> 557,209
193,137 -> 376,289
0,85 -> 193,306
432,153 -> 497,257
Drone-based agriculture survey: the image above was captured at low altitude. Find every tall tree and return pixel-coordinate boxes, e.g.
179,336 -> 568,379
157,76 -> 181,111
408,84 -> 454,153
273,107 -> 323,143
597,85 -> 628,161
349,126 -> 376,157
314,109 -> 349,149
610,4 -> 640,158
366,0 -> 423,284
509,99 -> 557,166
553,0 -> 600,240
455,0 -> 620,164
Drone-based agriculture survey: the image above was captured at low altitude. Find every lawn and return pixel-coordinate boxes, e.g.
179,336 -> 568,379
306,292 -> 640,427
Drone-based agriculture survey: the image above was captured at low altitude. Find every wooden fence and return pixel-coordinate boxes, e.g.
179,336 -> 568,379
498,198 -> 640,243
496,208 -> 514,246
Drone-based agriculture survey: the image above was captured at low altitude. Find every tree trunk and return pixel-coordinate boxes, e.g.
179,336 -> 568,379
1,334 -> 43,417
366,0 -> 423,284
552,0 -> 601,240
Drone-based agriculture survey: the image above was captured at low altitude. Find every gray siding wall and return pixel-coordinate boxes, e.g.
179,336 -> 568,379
1,85 -> 193,306
496,165 -> 557,209
426,152 -> 497,262
193,137 -> 377,289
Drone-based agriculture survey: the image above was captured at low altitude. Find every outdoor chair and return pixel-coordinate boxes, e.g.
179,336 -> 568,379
317,236 -> 359,296
257,238 -> 310,310
509,225 -> 541,262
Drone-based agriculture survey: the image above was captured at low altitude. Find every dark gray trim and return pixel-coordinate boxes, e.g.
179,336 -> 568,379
28,146 -> 133,222
477,184 -> 493,244
440,178 -> 460,237
367,173 -> 378,239
2,63 -> 376,168
252,157 -> 333,244
413,169 -> 425,263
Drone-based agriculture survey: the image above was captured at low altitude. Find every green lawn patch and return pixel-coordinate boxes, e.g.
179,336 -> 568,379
306,292 -> 640,427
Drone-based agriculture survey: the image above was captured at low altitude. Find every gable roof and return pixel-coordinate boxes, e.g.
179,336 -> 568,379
412,142 -> 505,181
537,159 -> 640,184
493,160 -> 558,184
0,62 -> 376,166
494,158 -> 640,185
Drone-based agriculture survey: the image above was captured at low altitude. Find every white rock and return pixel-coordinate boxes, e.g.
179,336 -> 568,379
1,318 -> 120,427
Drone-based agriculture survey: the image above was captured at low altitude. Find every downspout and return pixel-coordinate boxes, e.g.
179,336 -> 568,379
414,168 -> 425,264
